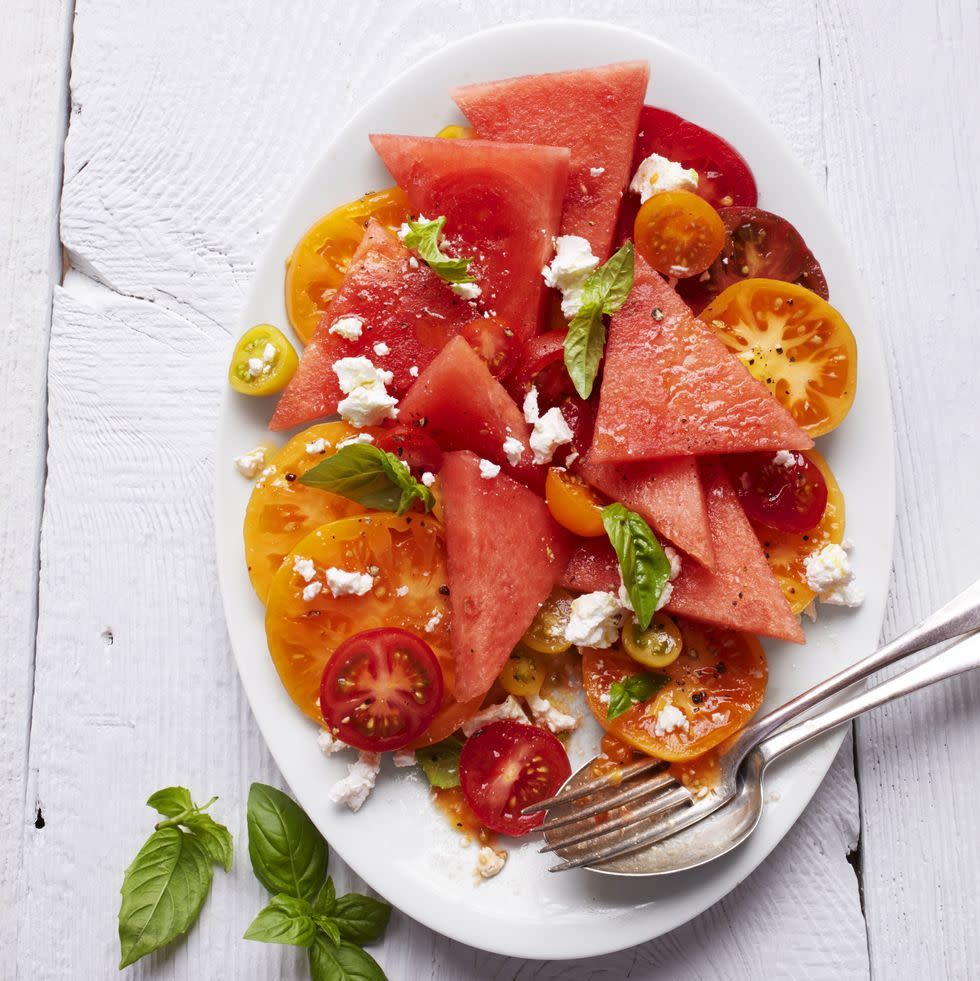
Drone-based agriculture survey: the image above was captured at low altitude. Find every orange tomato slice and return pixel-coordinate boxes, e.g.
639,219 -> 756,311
545,467 -> 606,537
582,620 -> 767,761
284,187 -> 411,344
702,278 -> 857,437
633,189 -> 726,278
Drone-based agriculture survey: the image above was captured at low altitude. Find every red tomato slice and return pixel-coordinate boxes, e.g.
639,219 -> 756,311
375,424 -> 444,474
510,331 -> 573,405
727,450 -> 829,534
320,627 -> 444,752
461,315 -> 521,379
459,720 -> 572,836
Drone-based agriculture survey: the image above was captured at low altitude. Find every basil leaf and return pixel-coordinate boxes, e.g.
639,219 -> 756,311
146,786 -> 193,819
315,916 -> 343,947
331,893 -> 392,945
299,444 -> 434,516
414,737 -> 463,789
118,828 -> 213,968
607,673 -> 669,721
400,215 -> 475,285
244,893 -> 317,947
247,783 -> 329,902
309,935 -> 387,981
563,242 -> 635,399
602,502 -> 672,629
184,812 -> 234,873
313,876 -> 337,915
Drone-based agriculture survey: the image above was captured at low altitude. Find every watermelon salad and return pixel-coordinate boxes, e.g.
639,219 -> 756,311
229,61 -> 862,879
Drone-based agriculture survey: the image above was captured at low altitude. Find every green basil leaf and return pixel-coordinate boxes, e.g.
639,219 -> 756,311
146,786 -> 193,819
314,916 -> 343,947
602,502 -> 671,629
244,893 -> 317,947
400,215 -> 475,285
184,812 -> 234,873
582,240 -> 634,312
118,828 -> 213,968
313,876 -> 337,915
247,783 -> 329,902
299,444 -> 434,516
606,673 -> 669,721
331,893 -> 392,945
309,935 -> 388,981
414,737 -> 463,789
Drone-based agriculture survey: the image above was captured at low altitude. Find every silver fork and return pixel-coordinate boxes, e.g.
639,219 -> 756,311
527,577 -> 980,872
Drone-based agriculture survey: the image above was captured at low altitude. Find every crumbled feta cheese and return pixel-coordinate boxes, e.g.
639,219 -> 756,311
564,591 -> 623,648
408,365 -> 419,378
328,316 -> 364,341
234,446 -> 267,478
772,449 -> 797,468
589,166 -> 605,177
305,437 -> 327,454
302,580 -> 323,602
318,729 -> 349,755
395,585 -> 410,597
337,433 -> 375,449
565,449 -> 579,466
523,387 -> 540,425
373,341 -> 390,356
710,711 -> 729,725
478,458 -> 501,479
293,555 -> 316,582
392,749 -> 416,767
325,567 -> 374,597
451,282 -> 482,301
424,611 -> 443,633
599,690 -> 611,705
476,846 -> 507,879
332,356 -> 399,427
527,694 -> 578,733
502,436 -> 525,466
328,751 -> 381,812
529,406 -> 574,465
630,153 -> 699,203
408,256 -> 419,269
262,343 -> 276,361
461,696 -> 529,737
247,357 -> 264,377
420,471 -> 436,488
541,235 -> 600,318
653,702 -> 689,737
803,542 -> 864,607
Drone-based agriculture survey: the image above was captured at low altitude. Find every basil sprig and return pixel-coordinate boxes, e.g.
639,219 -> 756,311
602,502 -> 672,630
607,672 -> 669,721
117,788 -> 233,968
400,215 -> 476,286
299,443 -> 434,515
245,783 -> 391,979
563,241 -> 635,398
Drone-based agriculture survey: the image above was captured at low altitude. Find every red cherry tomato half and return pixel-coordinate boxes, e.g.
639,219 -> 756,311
727,450 -> 829,534
461,315 -> 521,379
320,627 -> 444,752
375,424 -> 444,474
555,395 -> 597,467
459,720 -> 572,836
509,331 -> 574,405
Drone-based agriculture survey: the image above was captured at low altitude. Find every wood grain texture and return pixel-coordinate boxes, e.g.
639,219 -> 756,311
4,0 -> 976,976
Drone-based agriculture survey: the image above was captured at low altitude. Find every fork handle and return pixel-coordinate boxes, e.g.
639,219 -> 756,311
758,630 -> 980,764
728,577 -> 980,762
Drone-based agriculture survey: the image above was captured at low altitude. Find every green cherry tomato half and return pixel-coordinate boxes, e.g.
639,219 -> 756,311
621,612 -> 684,669
228,324 -> 298,395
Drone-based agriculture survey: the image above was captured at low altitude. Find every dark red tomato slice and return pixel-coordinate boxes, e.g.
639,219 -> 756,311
556,394 -> 597,466
616,106 -> 758,245
459,720 -> 572,836
376,424 -> 444,474
320,627 -> 444,752
461,315 -> 521,379
678,207 -> 830,313
509,331 -> 573,405
727,450 -> 829,534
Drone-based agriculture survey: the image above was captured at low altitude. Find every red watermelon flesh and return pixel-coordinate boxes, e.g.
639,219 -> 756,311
398,335 -> 542,489
577,454 -> 714,568
440,451 -> 574,701
559,538 -> 619,594
664,460 -> 804,643
590,254 -> 813,462
369,134 -> 569,343
452,61 -> 649,261
271,220 -> 474,431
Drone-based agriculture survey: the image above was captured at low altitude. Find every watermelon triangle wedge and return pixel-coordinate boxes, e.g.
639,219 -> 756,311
590,254 -> 814,462
440,451 -> 574,702
369,134 -> 569,343
271,220 -> 475,431
452,61 -> 649,260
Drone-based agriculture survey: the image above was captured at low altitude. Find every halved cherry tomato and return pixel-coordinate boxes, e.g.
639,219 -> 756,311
374,424 -> 444,475
509,331 -> 573,405
229,325 -> 298,395
582,620 -> 767,761
320,627 -> 443,751
753,449 -> 845,614
621,612 -> 684,669
459,720 -> 572,836
557,395 -> 598,465
727,450 -> 828,534
497,648 -> 546,698
522,588 -> 574,654
285,187 -> 411,344
436,124 -> 476,139
633,190 -> 727,278
461,315 -> 521,378
702,279 -> 857,437
678,207 -> 829,313
545,467 -> 606,537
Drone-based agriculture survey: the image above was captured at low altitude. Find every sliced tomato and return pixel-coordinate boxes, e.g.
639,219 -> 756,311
375,424 -> 444,475
509,330 -> 573,405
459,720 -> 572,836
633,190 -> 727,278
545,467 -> 606,537
461,315 -> 521,378
229,325 -> 299,396
727,450 -> 828,534
320,627 -> 443,751
521,587 -> 574,654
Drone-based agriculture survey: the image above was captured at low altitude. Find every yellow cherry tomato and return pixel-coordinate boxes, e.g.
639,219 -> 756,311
545,468 -> 606,537
633,189 -> 727,278
498,648 -> 546,697
228,324 -> 298,395
436,124 -> 475,139
621,613 -> 684,669
522,588 -> 574,654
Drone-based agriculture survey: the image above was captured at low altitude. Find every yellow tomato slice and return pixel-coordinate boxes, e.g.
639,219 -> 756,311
633,189 -> 727,278
752,448 -> 845,614
228,324 -> 298,395
436,124 -> 475,139
545,468 -> 606,537
284,187 -> 411,345
521,587 -> 574,654
621,612 -> 684,669
702,278 -> 858,437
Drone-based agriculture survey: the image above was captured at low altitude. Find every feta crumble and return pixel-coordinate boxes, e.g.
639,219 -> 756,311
529,406 -> 573,465
564,591 -> 623,648
395,585 -> 410,597
328,751 -> 381,812
451,282 -> 482,301
317,729 -> 348,755
502,435 -> 525,466
630,153 -> 699,203
589,166 -> 606,177
337,433 -> 375,449
803,542 -> 864,607
325,567 -> 374,597
332,356 -> 399,427
476,846 -> 507,879
328,315 -> 364,341
408,256 -> 419,270
541,235 -> 600,318
373,341 -> 390,356
461,696 -> 529,737
523,387 -> 540,425
424,611 -> 443,633
302,580 -> 323,602
421,471 -> 436,488
772,449 -> 797,468
305,437 -> 327,454
527,694 -> 578,734
293,555 -> 316,582
234,446 -> 268,478
408,365 -> 420,378
392,749 -> 416,767
653,701 -> 689,737
478,458 -> 501,479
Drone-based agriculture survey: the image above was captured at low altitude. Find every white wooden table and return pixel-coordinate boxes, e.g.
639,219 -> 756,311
3,1 -> 978,977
